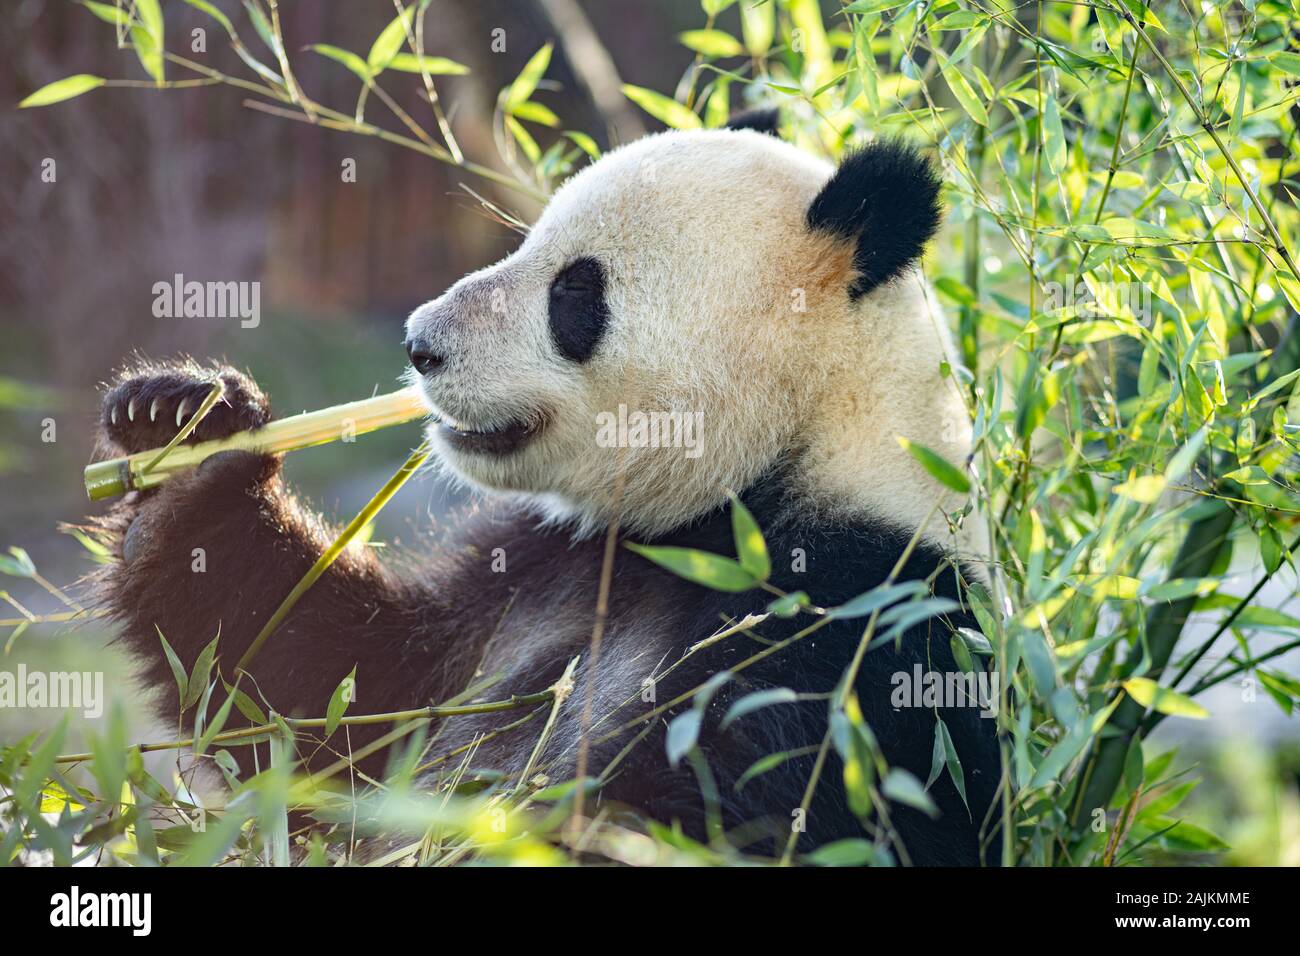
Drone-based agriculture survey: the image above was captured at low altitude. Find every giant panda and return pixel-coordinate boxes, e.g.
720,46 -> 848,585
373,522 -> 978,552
90,113 -> 1003,866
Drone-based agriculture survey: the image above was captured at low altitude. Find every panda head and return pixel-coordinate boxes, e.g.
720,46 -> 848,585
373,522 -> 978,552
405,125 -> 975,554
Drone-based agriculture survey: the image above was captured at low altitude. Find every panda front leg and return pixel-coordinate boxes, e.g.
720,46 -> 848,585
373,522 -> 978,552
90,361 -> 437,775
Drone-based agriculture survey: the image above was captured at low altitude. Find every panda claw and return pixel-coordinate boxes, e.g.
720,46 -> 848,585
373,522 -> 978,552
176,398 -> 190,428
127,397 -> 136,422
110,405 -> 118,426
149,398 -> 160,422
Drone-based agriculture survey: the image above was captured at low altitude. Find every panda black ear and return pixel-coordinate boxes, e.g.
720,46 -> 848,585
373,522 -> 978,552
806,139 -> 943,298
725,107 -> 780,136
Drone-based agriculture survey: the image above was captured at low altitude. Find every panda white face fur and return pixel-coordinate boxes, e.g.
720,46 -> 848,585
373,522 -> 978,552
405,127 -> 982,564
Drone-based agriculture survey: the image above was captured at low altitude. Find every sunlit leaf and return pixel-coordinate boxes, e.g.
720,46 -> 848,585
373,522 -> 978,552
626,543 -> 757,592
729,494 -> 770,581
896,437 -> 971,493
505,43 -> 553,112
387,53 -> 469,75
309,44 -> 370,81
19,74 -> 105,108
679,29 -> 744,58
621,83 -> 702,129
368,5 -> 415,73
1122,678 -> 1209,719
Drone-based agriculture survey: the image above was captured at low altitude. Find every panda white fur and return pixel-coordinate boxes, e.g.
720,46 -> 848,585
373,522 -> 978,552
91,115 -> 1002,865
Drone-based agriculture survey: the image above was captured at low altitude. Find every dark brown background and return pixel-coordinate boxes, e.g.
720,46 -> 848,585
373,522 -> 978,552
0,0 -> 723,578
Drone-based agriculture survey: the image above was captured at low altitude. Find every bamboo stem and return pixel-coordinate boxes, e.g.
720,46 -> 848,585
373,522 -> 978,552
234,440 -> 432,674
85,388 -> 428,500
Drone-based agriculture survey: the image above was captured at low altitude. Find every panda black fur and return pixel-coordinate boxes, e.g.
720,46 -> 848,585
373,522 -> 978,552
89,125 -> 1003,866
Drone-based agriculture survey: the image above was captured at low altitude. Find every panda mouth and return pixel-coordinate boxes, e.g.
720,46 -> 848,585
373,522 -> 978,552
437,414 -> 543,456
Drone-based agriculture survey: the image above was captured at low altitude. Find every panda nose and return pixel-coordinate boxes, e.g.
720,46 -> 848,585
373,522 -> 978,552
405,338 -> 446,377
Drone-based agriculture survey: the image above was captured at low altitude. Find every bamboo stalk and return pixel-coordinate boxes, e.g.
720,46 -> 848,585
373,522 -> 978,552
234,440 -> 432,673
85,388 -> 428,500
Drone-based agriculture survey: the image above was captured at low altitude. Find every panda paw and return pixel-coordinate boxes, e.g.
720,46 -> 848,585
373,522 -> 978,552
101,360 -> 271,455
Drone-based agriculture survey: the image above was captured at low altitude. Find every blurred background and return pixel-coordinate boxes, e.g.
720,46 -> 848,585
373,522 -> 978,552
1,0 -> 1297,864
0,0 -> 716,559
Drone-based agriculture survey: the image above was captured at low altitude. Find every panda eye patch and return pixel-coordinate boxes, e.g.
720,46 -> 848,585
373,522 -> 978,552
548,257 -> 609,363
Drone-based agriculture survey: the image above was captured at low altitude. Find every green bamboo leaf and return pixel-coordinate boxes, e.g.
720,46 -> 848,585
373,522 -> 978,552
1164,425 -> 1208,481
511,100 -> 561,127
766,590 -> 809,618
368,5 -> 415,73
1029,697 -> 1120,790
1259,670 -> 1300,715
182,633 -> 220,712
132,0 -> 164,83
1143,817 -> 1228,851
136,0 -> 163,40
735,750 -> 797,792
564,130 -> 601,160
222,680 -> 267,725
625,544 -> 757,592
1119,0 -> 1165,30
729,495 -> 770,581
806,838 -> 877,866
678,29 -> 744,58
934,51 -> 988,126
882,768 -> 939,818
1139,780 -> 1197,818
933,11 -> 986,29
310,44 -> 370,81
826,580 -> 925,620
155,626 -> 189,709
0,547 -> 36,577
843,0 -> 910,14
233,44 -> 283,85
740,0 -> 775,55
1229,605 -> 1300,630
81,1 -> 129,25
386,53 -> 469,75
1272,52 -> 1300,77
325,666 -> 357,739
937,718 -> 968,810
950,632 -> 975,673
621,83 -> 702,129
504,114 -> 541,164
241,0 -> 277,53
181,0 -> 233,34
1162,180 -> 1215,204
896,437 -> 971,493
873,597 -> 960,647
1042,93 -> 1066,175
720,688 -> 798,731
194,690 -> 236,757
505,43 -> 553,112
1277,270 -> 1300,313
1014,367 -> 1061,439
1245,367 -> 1300,410
666,710 -> 703,767
1227,62 -> 1248,141
1122,678 -> 1209,719
1141,578 -> 1219,601
19,74 -> 105,108
926,721 -> 947,788
191,677 -> 217,755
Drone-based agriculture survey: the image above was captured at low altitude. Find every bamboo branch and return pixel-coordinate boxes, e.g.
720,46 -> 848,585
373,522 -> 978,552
52,691 -> 555,763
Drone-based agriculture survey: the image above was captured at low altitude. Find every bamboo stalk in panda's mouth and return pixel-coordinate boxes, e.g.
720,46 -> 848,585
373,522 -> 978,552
84,387 -> 429,501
